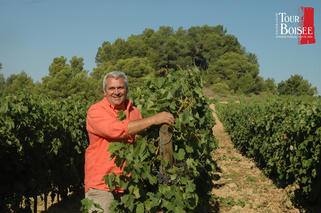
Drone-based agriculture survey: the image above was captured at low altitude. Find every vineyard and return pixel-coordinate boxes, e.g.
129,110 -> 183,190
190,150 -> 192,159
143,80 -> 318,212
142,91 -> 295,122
0,94 -> 91,212
1,68 -> 321,212
216,96 -> 321,206
1,68 -> 218,212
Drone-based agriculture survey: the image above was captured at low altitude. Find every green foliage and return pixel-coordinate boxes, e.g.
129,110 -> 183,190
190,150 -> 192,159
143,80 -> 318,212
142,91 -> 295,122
0,71 -> 35,97
277,74 -> 318,96
206,52 -> 262,94
94,25 -> 271,95
0,93 -> 90,212
95,25 -> 246,72
216,96 -> 321,203
81,198 -> 104,213
103,68 -> 217,212
0,62 -> 4,97
210,82 -> 231,96
117,110 -> 126,121
278,75 -> 318,96
263,78 -> 277,95
0,76 -> 5,97
218,196 -> 247,208
41,56 -> 96,100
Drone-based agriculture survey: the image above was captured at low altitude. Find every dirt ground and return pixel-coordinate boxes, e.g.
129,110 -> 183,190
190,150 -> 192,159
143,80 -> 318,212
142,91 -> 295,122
30,191 -> 82,213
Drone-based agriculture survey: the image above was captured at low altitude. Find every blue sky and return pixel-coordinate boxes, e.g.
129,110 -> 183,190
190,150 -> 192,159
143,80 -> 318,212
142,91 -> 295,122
1,0 -> 320,93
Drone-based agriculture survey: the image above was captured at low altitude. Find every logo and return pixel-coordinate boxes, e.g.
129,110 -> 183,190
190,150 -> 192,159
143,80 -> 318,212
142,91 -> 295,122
275,7 -> 315,44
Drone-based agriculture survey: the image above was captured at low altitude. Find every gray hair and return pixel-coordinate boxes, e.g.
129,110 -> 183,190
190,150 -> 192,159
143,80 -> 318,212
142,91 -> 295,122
103,71 -> 128,91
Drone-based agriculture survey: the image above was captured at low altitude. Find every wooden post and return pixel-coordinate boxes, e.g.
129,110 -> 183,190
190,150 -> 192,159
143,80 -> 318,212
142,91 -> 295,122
159,124 -> 173,173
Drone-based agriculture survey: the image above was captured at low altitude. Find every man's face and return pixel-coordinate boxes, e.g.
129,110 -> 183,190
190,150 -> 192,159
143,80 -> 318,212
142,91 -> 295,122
104,77 -> 127,107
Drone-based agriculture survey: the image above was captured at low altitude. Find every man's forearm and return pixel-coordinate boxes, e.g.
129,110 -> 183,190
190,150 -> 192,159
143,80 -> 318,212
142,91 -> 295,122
127,112 -> 174,136
128,117 -> 155,136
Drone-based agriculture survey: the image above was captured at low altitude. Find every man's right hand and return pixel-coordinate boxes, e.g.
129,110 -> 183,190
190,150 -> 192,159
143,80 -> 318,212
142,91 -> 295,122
151,112 -> 175,125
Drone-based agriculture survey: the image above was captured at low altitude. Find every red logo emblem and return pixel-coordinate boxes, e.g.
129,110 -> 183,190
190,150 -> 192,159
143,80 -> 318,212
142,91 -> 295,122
298,7 -> 315,45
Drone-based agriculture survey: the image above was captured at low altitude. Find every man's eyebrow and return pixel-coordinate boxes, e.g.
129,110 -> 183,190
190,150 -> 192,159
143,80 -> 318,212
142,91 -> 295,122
107,86 -> 124,89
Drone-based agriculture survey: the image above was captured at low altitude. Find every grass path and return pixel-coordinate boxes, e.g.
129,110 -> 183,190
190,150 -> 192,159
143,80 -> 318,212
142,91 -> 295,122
211,104 -> 300,213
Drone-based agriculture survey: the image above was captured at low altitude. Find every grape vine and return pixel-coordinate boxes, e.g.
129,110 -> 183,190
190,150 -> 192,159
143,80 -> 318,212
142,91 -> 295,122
0,94 -> 90,212
216,96 -> 321,204
101,68 -> 217,213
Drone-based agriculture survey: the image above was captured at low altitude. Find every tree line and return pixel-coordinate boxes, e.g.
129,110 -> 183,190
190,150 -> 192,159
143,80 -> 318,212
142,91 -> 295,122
0,25 -> 318,100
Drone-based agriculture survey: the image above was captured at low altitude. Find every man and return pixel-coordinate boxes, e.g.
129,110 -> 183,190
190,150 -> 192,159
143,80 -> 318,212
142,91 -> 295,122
85,71 -> 174,212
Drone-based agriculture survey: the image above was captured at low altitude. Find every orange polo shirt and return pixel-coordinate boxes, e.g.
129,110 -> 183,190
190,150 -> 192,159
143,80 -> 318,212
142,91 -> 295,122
85,97 -> 142,193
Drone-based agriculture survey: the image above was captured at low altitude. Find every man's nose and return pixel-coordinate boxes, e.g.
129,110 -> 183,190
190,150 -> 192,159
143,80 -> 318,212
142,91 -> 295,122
114,88 -> 121,94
